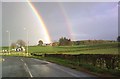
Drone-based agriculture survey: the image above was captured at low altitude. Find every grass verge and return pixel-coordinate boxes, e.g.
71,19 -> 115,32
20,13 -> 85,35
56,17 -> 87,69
31,56 -> 120,77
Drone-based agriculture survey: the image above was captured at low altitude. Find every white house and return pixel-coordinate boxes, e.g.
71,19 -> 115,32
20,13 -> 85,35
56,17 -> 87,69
14,46 -> 25,52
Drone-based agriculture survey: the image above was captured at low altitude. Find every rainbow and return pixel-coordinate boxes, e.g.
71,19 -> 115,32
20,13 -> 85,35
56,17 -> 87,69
27,0 -> 51,43
58,3 -> 75,40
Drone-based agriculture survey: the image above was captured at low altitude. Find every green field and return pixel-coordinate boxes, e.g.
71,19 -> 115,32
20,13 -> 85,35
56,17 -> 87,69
1,42 -> 120,76
1,42 -> 119,54
28,42 -> 119,54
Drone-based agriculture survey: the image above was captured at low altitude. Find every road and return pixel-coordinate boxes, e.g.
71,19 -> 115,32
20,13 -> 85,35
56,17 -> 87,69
2,56 -> 95,77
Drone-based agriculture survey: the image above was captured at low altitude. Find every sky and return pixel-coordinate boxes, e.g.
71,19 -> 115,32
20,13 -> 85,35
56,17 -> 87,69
0,1 -> 1,47
1,2 -> 118,46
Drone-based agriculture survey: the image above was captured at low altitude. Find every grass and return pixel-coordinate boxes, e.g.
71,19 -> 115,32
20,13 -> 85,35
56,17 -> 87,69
31,56 -> 120,77
2,42 -> 119,54
1,42 -> 120,77
1,52 -> 28,56
28,42 -> 119,54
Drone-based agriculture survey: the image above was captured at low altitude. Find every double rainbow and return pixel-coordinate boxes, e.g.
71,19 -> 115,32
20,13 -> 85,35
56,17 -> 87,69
27,1 -> 74,43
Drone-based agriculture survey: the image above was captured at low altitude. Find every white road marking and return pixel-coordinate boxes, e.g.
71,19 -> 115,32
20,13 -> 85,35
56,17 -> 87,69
0,58 -> 5,62
24,63 -> 33,77
2,59 -> 5,61
21,58 -> 33,77
33,58 -> 51,64
21,59 -> 24,62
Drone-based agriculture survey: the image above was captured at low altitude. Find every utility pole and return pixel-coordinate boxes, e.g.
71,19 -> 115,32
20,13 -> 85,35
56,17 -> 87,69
24,28 -> 29,56
6,31 -> 11,54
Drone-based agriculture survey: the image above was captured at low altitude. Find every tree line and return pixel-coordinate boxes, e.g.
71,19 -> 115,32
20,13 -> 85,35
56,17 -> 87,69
11,40 -> 26,49
11,36 -> 119,47
37,37 -> 117,46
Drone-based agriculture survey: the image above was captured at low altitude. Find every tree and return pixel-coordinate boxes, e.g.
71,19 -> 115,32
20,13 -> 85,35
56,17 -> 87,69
11,42 -> 17,49
16,40 -> 26,47
38,40 -> 43,46
59,37 -> 72,46
73,41 -> 81,45
117,36 -> 120,42
52,42 -> 58,46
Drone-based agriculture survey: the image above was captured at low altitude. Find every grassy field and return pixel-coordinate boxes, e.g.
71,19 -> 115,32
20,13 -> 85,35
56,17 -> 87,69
28,42 -> 119,54
1,42 -> 119,54
1,42 -> 120,76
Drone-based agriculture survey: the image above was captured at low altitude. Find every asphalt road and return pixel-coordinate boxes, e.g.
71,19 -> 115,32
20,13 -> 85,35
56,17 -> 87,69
2,56 -> 95,77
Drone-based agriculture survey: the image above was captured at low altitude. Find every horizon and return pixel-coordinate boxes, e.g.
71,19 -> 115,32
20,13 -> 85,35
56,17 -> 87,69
2,39 -> 117,47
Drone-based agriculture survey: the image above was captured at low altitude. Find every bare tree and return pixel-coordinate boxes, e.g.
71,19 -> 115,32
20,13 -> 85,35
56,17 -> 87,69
11,42 -> 17,49
16,40 -> 26,47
